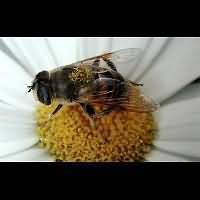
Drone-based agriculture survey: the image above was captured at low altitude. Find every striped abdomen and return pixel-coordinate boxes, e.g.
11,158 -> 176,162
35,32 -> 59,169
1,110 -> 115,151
91,68 -> 126,99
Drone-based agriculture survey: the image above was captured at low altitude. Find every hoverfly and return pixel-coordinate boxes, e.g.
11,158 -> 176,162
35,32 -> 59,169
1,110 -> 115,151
28,48 -> 159,120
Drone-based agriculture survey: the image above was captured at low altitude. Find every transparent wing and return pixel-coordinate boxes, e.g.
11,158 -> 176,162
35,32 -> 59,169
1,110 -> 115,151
87,94 -> 159,113
119,91 -> 160,112
107,48 -> 141,65
72,48 -> 142,77
79,78 -> 159,113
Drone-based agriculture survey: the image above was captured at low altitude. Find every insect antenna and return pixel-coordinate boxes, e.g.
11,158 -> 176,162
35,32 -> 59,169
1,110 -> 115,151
26,84 -> 33,93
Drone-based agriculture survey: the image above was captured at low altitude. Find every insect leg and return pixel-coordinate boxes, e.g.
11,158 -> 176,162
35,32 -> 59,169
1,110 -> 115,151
129,81 -> 143,87
80,102 -> 96,117
92,57 -> 101,67
79,102 -> 97,129
102,57 -> 117,71
92,106 -> 115,119
51,104 -> 63,116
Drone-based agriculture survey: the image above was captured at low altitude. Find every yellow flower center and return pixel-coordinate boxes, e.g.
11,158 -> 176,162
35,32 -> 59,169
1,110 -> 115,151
36,94 -> 157,162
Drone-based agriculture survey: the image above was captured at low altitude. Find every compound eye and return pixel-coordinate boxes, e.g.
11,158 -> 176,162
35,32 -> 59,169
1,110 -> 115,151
36,71 -> 49,81
37,85 -> 52,105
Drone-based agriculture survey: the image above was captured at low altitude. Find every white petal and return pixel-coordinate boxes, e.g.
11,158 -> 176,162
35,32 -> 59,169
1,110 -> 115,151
154,83 -> 200,160
111,37 -> 152,78
0,106 -> 38,157
130,37 -> 169,80
138,38 -> 200,103
46,37 -> 77,66
0,146 -> 53,162
157,99 -> 200,132
2,37 -> 57,76
0,121 -> 36,143
146,149 -> 188,161
0,50 -> 35,110
0,138 -> 38,158
156,125 -> 200,141
0,105 -> 35,128
111,37 -> 150,50
162,82 -> 200,105
77,38 -> 113,60
153,141 -> 200,160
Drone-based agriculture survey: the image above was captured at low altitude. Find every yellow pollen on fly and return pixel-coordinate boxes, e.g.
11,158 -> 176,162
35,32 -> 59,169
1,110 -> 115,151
35,91 -> 157,162
70,66 -> 91,83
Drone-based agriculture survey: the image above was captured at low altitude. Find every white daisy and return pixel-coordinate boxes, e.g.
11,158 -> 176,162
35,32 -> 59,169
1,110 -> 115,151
0,37 -> 199,162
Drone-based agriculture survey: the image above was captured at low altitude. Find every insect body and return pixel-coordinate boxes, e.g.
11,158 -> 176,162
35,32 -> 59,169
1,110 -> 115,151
28,48 -> 159,120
